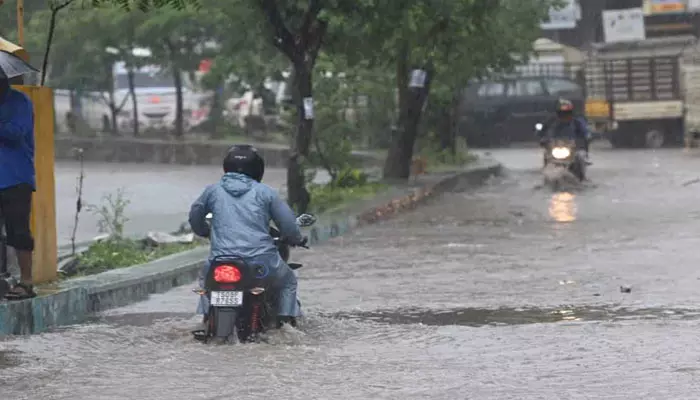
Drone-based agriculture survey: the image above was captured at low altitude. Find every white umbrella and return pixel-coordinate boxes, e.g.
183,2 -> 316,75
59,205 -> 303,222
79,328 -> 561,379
0,50 -> 38,79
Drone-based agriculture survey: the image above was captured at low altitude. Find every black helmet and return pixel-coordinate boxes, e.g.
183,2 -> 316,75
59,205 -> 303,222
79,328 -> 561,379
223,144 -> 265,182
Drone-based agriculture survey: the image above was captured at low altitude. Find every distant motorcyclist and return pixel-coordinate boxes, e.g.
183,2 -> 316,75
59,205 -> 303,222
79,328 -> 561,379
188,144 -> 307,328
537,98 -> 592,164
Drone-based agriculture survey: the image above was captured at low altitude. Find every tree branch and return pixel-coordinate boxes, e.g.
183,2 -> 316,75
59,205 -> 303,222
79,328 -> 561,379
116,93 -> 130,113
300,0 -> 323,48
259,0 -> 298,62
98,91 -> 109,106
52,0 -> 73,11
308,19 -> 327,68
41,0 -> 75,85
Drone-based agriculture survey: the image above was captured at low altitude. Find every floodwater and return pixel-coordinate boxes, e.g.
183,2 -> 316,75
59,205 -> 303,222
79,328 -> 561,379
5,148 -> 700,399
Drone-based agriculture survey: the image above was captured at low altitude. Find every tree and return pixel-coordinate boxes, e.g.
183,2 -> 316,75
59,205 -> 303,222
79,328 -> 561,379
252,0 -> 332,213
27,6 -> 133,134
135,6 -> 217,137
40,0 -> 75,86
336,0 -> 554,180
197,0 -> 287,139
92,0 -> 195,10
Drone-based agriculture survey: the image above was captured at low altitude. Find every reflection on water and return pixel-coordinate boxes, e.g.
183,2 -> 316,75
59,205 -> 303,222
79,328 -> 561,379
548,192 -> 577,222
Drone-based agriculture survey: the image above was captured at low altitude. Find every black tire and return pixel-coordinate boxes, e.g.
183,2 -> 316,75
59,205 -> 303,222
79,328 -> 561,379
570,160 -> 585,181
609,133 -> 627,148
207,306 -> 239,343
645,129 -> 665,149
235,293 -> 273,342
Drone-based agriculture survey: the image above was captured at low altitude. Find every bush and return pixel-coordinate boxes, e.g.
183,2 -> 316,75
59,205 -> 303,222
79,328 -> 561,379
308,181 -> 387,214
66,238 -> 200,277
419,135 -> 477,168
334,167 -> 369,188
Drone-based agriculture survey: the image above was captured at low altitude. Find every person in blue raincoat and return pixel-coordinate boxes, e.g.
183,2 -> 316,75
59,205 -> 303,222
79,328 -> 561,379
188,144 -> 307,327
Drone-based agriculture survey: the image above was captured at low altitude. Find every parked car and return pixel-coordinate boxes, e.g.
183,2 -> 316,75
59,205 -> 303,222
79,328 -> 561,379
457,76 -> 585,147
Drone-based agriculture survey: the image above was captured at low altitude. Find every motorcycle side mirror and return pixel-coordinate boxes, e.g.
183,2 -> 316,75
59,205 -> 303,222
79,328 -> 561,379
535,123 -> 543,131
296,213 -> 317,227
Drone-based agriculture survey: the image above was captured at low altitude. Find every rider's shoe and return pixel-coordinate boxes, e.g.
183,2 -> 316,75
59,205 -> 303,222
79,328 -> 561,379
277,316 -> 297,329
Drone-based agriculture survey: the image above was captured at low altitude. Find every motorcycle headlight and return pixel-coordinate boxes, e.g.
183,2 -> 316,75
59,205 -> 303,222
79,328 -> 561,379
551,147 -> 571,160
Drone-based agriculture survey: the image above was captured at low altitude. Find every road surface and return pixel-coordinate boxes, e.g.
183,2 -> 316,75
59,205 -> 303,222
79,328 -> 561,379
5,148 -> 700,399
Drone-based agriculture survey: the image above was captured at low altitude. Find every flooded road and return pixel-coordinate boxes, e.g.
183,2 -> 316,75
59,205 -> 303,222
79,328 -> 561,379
6,148 -> 700,399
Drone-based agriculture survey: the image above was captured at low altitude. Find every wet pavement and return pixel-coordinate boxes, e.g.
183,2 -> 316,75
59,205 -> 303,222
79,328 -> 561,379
55,163 -> 328,246
5,148 -> 700,398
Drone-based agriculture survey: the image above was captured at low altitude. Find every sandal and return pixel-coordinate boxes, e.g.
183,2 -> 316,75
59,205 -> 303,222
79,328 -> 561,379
4,282 -> 37,300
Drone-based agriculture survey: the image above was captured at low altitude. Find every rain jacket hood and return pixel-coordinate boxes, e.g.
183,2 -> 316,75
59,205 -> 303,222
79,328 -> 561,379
221,172 -> 254,197
188,173 -> 303,259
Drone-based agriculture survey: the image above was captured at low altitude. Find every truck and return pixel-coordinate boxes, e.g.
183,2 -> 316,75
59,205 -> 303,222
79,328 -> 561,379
584,35 -> 700,148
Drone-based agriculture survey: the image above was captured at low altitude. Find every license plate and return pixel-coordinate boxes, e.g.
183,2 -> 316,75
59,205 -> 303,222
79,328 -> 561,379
210,291 -> 243,307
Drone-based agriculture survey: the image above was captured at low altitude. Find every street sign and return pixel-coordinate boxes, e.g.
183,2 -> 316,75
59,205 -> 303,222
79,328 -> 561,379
688,0 -> 700,11
540,0 -> 580,30
643,0 -> 686,15
603,8 -> 646,43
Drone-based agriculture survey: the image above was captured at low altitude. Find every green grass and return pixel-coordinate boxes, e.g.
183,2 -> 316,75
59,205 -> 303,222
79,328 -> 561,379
308,182 -> 389,214
64,238 -> 202,278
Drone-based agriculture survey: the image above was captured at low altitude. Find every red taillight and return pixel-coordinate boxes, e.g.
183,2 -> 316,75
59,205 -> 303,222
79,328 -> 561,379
214,265 -> 241,283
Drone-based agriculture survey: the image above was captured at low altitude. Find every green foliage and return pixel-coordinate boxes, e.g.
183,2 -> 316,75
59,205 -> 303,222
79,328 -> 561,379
71,238 -> 198,277
334,167 -> 368,188
307,181 -> 387,214
419,136 -> 477,168
8,0 -> 551,178
87,188 -> 130,238
91,0 -> 197,11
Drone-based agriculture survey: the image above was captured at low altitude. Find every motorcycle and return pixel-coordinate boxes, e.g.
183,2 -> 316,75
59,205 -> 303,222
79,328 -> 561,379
191,213 -> 317,344
544,138 -> 586,182
536,123 -> 587,182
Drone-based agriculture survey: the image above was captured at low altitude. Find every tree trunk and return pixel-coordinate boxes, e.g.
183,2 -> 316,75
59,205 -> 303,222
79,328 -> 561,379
438,103 -> 453,153
448,90 -> 460,155
166,39 -> 185,138
107,91 -> 119,136
209,84 -> 224,139
287,64 -> 313,214
173,64 -> 184,138
127,65 -> 139,137
383,46 -> 434,180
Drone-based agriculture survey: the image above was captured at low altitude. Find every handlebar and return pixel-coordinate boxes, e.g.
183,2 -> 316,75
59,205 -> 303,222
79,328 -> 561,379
274,236 -> 309,249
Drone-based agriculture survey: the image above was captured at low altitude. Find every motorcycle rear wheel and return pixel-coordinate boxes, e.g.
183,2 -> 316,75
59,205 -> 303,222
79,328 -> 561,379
207,307 -> 239,344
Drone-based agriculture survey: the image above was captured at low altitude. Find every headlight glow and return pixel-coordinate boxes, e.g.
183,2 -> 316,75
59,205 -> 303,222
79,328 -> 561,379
551,147 -> 571,159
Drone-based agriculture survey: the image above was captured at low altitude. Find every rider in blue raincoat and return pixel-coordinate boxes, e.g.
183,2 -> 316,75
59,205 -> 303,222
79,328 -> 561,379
188,144 -> 307,327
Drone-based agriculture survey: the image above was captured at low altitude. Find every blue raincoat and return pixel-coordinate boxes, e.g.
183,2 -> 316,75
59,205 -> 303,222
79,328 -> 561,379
188,172 -> 304,317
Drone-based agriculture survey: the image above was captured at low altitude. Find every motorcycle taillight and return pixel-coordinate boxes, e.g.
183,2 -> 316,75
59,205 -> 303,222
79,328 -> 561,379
213,265 -> 242,283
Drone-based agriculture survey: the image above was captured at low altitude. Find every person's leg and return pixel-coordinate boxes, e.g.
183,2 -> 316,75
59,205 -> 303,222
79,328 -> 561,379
196,260 -> 211,320
267,257 -> 300,326
3,184 -> 35,298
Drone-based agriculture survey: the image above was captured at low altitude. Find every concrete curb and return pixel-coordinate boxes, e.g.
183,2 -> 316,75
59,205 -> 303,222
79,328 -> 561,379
0,160 -> 501,336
